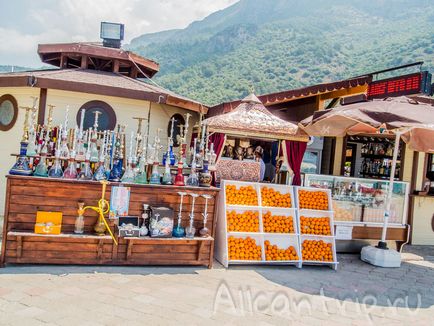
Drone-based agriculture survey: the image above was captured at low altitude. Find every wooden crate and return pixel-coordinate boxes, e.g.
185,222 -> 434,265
1,176 -> 219,268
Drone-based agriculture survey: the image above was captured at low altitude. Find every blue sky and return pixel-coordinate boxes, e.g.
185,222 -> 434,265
0,0 -> 237,67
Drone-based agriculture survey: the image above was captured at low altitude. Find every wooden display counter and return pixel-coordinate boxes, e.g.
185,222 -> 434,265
1,175 -> 219,268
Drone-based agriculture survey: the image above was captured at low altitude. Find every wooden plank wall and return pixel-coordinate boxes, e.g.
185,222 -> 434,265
1,176 -> 219,267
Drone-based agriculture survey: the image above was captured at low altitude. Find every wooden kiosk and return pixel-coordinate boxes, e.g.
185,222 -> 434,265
1,175 -> 219,268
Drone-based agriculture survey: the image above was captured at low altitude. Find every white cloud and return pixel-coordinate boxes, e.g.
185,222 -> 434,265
0,0 -> 238,67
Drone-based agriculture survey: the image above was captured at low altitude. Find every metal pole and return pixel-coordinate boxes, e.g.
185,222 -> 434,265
380,131 -> 401,244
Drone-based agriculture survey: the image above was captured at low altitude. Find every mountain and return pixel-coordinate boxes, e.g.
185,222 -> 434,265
128,0 -> 434,106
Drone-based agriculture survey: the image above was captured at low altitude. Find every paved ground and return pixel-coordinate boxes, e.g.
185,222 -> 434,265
0,245 -> 433,325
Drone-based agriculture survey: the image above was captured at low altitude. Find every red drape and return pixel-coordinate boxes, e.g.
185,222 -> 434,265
209,133 -> 225,187
209,133 -> 225,160
284,140 -> 307,186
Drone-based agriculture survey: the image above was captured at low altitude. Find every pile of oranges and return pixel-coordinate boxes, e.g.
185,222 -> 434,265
226,210 -> 259,232
263,211 -> 295,233
261,187 -> 292,207
301,239 -> 333,262
225,185 -> 258,206
228,236 -> 262,261
298,190 -> 329,210
265,240 -> 299,261
300,216 -> 331,235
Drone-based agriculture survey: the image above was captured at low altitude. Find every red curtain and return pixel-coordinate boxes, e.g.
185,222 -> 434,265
209,133 -> 225,160
284,140 -> 307,186
208,133 -> 225,187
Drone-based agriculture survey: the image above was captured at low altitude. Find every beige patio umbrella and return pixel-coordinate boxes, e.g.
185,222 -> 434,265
300,96 -> 434,267
202,93 -> 309,142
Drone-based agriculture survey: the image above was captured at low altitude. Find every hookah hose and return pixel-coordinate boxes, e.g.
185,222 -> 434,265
84,181 -> 118,246
84,199 -> 118,246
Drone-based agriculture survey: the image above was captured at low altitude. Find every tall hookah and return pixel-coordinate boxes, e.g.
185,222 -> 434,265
172,192 -> 187,237
121,131 -> 136,183
47,127 -> 64,178
59,106 -> 70,159
149,128 -> 162,184
186,193 -> 199,238
25,97 -> 39,157
94,130 -> 108,181
175,113 -> 191,186
162,117 -> 176,185
186,138 -> 199,187
9,105 -> 33,176
89,111 -> 101,163
77,129 -> 93,180
199,194 -> 212,237
134,133 -> 148,184
76,108 -> 86,161
34,104 -> 55,177
132,117 -> 148,175
163,117 -> 176,166
108,125 -> 125,182
63,127 -> 78,179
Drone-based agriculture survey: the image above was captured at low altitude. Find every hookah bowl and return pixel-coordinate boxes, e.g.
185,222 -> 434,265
162,169 -> 173,185
9,142 -> 33,176
185,193 -> 199,238
47,159 -> 64,178
149,163 -> 161,184
108,159 -> 123,182
134,170 -> 148,184
34,156 -> 48,177
172,192 -> 187,237
93,163 -> 107,181
199,194 -> 213,237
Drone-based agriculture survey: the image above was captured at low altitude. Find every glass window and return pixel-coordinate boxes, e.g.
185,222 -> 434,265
301,150 -> 319,174
0,94 -> 18,131
167,114 -> 185,148
428,154 -> 434,173
76,100 -> 116,131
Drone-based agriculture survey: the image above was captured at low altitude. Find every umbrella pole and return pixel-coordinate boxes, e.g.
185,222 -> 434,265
379,132 -> 401,248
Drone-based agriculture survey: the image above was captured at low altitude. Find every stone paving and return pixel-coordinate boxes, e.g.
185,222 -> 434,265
0,245 -> 433,325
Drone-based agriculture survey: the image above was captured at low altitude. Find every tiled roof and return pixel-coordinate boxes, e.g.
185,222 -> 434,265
0,68 -> 206,113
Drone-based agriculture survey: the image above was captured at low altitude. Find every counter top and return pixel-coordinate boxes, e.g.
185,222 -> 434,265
6,175 -> 220,192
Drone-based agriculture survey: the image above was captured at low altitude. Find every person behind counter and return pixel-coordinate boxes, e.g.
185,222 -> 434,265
254,146 -> 266,181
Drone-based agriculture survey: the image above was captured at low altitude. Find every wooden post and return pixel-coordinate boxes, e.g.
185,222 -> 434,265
113,60 -> 120,73
37,88 -> 47,126
81,55 -> 88,69
0,178 -> 11,267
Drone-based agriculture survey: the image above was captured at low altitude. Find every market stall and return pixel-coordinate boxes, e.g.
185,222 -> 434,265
1,176 -> 218,267
214,180 -> 338,269
300,96 -> 434,267
1,100 -> 221,268
202,93 -> 309,185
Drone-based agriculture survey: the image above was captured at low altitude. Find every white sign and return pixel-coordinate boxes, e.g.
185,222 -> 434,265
335,225 -> 353,240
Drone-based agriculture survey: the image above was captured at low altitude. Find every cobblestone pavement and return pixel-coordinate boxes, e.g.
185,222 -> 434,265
0,246 -> 433,325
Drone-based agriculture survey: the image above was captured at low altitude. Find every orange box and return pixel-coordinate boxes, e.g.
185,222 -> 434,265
34,211 -> 62,235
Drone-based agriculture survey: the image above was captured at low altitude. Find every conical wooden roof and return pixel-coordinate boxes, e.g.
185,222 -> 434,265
203,94 -> 308,141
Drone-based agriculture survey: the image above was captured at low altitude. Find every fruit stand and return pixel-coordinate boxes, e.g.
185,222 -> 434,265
215,180 -> 338,269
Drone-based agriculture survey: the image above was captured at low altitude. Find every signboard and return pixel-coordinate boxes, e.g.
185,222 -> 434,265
367,71 -> 432,99
335,225 -> 353,240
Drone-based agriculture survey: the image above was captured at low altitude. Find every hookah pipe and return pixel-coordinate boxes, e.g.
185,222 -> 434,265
200,194 -> 213,237
186,193 -> 199,238
173,191 -> 187,237
82,180 -> 118,245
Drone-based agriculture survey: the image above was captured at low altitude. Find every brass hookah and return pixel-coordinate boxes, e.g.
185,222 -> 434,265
80,180 -> 118,245
132,117 -> 148,160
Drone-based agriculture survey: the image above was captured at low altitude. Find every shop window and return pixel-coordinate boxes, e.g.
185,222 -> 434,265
76,100 -> 116,131
0,94 -> 18,131
428,154 -> 434,174
167,114 -> 185,147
